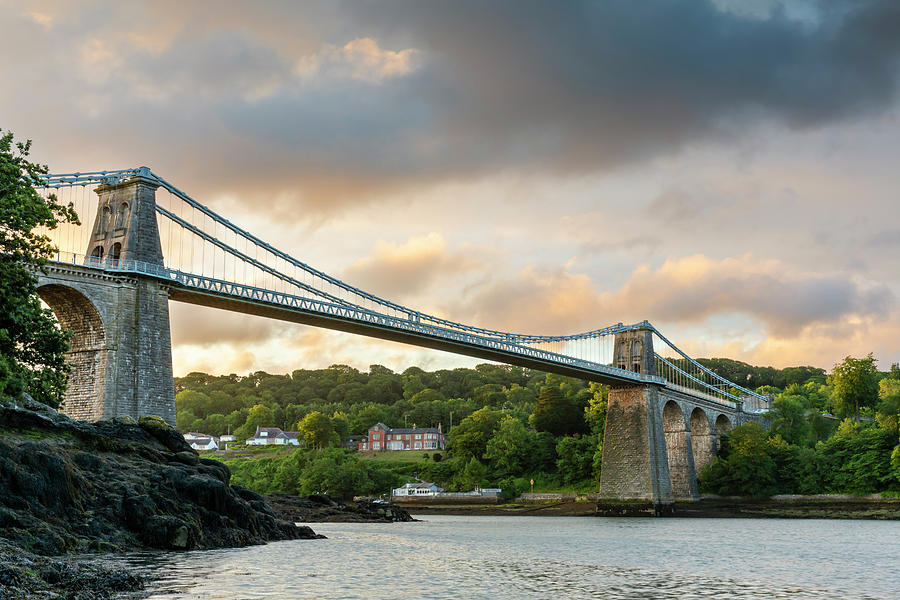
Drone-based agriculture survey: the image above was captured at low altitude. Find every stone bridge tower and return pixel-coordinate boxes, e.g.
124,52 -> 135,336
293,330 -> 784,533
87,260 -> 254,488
36,170 -> 175,425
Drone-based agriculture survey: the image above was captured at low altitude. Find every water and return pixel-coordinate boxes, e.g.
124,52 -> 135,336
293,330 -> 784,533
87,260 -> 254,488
119,516 -> 900,599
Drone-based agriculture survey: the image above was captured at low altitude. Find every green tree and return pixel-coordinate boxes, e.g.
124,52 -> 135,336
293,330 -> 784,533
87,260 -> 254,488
530,385 -> 588,436
297,410 -> 335,449
447,407 -> 503,461
584,384 -> 608,436
460,457 -> 488,490
698,422 -> 777,497
484,416 -> 530,478
409,388 -> 447,404
0,130 -> 78,406
298,450 -> 370,500
829,354 -> 879,423
555,435 -> 596,484
236,403 -> 275,438
768,394 -> 812,447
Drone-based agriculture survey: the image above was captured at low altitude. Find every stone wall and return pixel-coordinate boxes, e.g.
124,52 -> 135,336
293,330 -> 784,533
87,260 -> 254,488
599,385 -> 672,503
36,264 -> 175,425
600,383 -> 743,504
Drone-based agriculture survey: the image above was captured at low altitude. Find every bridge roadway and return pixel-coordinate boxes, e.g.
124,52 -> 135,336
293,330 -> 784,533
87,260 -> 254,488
46,258 -> 678,391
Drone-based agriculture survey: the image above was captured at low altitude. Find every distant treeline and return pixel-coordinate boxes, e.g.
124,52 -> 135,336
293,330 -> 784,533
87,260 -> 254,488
176,358 -> 900,499
174,358 -> 843,439
695,358 -> 827,390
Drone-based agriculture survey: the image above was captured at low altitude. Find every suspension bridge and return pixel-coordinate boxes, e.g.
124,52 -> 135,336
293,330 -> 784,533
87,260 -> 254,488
33,167 -> 769,507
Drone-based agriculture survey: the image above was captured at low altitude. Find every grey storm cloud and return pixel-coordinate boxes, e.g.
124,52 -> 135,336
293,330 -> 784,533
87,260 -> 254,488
5,0 -> 900,205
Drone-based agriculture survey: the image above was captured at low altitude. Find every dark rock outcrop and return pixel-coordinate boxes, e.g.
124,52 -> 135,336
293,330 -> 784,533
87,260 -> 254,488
0,539 -> 144,600
266,493 -> 417,523
0,394 -> 323,557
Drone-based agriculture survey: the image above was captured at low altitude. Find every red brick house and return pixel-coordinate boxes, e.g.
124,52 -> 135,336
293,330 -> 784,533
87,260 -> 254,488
357,422 -> 445,451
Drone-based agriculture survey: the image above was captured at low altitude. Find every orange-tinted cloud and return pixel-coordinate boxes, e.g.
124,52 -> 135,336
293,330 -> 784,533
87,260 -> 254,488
343,233 -> 483,300
450,254 -> 894,350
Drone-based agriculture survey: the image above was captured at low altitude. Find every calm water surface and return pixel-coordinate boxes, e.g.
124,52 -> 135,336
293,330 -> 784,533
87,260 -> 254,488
121,515 -> 900,599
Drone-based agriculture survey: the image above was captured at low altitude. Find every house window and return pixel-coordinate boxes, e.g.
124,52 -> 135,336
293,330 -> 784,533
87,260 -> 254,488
414,434 -> 421,439
414,442 -> 422,450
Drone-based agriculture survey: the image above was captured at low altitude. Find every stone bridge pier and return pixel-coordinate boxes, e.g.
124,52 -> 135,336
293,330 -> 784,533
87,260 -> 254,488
599,327 -> 738,511
35,172 -> 175,425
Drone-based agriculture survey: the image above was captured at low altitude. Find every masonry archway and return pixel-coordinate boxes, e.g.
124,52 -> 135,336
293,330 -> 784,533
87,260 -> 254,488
663,400 -> 693,499
36,284 -> 107,421
690,408 -> 715,476
715,414 -> 732,438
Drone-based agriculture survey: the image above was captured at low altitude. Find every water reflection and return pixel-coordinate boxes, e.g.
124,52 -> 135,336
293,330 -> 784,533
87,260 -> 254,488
105,516 -> 900,599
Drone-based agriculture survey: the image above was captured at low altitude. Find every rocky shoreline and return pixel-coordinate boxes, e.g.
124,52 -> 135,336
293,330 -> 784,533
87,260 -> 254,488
0,394 -> 323,599
265,493 -> 417,523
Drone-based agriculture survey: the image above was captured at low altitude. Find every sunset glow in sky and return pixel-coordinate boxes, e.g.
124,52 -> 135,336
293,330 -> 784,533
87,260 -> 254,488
4,0 -> 900,375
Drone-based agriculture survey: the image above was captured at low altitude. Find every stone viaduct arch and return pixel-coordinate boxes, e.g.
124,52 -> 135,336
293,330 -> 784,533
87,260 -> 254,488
690,408 -> 716,476
599,329 -> 756,510
37,283 -> 107,421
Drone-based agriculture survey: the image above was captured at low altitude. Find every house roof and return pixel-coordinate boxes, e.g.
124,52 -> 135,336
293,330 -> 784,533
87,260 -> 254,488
368,423 -> 442,435
400,482 -> 440,489
284,432 -> 300,439
190,436 -> 216,445
251,426 -> 288,439
386,427 -> 441,435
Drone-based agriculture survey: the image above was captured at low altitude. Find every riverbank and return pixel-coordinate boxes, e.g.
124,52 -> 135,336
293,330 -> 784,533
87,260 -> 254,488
673,495 -> 900,519
407,494 -> 900,519
265,493 -> 417,522
0,394 -> 322,598
411,500 -> 598,517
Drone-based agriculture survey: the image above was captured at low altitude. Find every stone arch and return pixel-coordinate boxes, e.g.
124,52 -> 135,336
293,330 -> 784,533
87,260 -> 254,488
36,284 -> 107,422
90,245 -> 103,259
631,340 -> 643,372
690,408 -> 715,475
663,400 -> 693,499
715,414 -> 733,437
109,242 -> 122,262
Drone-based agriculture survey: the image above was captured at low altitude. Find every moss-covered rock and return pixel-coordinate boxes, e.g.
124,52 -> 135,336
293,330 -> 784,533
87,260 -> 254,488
0,397 -> 322,557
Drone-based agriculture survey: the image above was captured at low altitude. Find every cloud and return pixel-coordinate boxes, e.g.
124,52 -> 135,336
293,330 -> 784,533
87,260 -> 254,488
451,254 -> 894,338
610,255 -> 893,336
5,1 -> 900,209
343,233 -> 482,300
296,37 -> 421,84
645,190 -> 702,223
169,303 -> 284,346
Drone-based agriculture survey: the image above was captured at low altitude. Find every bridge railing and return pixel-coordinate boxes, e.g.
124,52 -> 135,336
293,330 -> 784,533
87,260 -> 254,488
35,169 -> 770,406
43,252 -> 672,386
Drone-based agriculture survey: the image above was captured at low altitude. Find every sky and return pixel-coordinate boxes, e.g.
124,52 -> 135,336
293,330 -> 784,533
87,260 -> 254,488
3,0 -> 900,376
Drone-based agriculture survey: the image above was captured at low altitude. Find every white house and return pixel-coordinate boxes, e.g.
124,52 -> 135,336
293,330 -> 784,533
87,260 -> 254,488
245,426 -> 302,446
188,436 -> 219,451
392,482 -> 444,497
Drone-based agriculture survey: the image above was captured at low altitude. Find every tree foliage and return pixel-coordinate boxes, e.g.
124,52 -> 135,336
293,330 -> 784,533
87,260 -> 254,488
297,410 -> 335,450
829,354 -> 879,422
0,130 -> 77,406
484,415 -> 530,478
